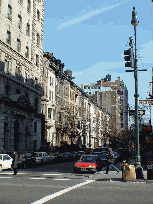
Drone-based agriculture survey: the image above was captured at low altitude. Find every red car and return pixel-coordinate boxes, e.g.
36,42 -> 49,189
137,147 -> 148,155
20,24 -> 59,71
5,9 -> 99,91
73,155 -> 102,173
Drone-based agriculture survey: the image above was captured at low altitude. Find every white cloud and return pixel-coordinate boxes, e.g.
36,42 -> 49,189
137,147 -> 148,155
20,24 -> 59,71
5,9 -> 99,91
73,71 -> 82,76
57,3 -> 122,30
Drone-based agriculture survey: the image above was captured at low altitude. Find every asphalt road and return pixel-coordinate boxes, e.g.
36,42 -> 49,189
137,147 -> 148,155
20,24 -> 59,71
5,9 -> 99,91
0,162 -> 152,204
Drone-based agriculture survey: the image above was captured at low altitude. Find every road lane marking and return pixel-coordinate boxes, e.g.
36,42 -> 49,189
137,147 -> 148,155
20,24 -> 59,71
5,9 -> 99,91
53,178 -> 70,180
31,179 -> 95,204
43,174 -> 62,176
28,178 -> 71,180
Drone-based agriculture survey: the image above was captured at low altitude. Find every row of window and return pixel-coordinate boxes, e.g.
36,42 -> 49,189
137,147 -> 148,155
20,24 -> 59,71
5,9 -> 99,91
8,2 -> 40,20
48,108 -> 55,120
6,28 -> 40,48
5,84 -> 39,110
41,104 -> 55,120
42,68 -> 54,86
7,1 -> 32,16
6,31 -> 29,57
42,84 -> 54,100
6,31 -> 40,66
4,61 -> 41,88
49,90 -> 54,101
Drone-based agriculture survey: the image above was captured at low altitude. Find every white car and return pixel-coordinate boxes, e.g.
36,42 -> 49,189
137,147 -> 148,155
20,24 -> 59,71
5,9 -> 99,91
0,154 -> 13,172
32,152 -> 52,164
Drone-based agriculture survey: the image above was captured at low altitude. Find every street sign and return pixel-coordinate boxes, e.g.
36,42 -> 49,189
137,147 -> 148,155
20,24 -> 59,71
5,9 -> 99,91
129,110 -> 145,116
139,100 -> 153,105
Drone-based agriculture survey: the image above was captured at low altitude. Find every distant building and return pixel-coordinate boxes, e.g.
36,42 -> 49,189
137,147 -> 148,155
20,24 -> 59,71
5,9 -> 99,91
81,76 -> 128,138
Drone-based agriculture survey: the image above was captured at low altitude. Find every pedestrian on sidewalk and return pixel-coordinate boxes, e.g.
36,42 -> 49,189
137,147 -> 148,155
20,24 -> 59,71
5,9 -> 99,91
105,148 -> 119,174
12,152 -> 18,175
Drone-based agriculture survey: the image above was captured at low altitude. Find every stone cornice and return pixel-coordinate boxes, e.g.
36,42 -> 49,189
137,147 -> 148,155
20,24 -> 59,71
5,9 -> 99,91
0,40 -> 33,67
0,72 -> 41,95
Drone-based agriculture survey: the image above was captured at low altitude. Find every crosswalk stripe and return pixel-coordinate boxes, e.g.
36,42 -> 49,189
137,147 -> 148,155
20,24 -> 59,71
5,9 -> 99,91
27,178 -> 71,180
31,180 -> 95,204
43,174 -> 62,176
29,178 -> 47,180
0,172 -> 29,175
0,177 -> 12,178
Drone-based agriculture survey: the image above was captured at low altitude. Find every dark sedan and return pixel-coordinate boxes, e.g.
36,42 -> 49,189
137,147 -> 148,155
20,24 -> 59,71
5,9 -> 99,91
17,153 -> 36,169
92,152 -> 107,167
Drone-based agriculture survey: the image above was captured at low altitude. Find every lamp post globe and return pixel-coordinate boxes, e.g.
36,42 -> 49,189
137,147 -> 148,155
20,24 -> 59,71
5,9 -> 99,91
131,7 -> 139,27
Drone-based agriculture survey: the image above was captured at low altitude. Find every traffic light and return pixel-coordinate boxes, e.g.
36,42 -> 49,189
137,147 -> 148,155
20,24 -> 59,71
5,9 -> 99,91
124,48 -> 132,67
124,46 -> 134,68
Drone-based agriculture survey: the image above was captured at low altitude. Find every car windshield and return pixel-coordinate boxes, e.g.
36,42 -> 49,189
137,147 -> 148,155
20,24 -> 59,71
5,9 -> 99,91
0,155 -> 2,160
33,153 -> 42,157
80,156 -> 96,162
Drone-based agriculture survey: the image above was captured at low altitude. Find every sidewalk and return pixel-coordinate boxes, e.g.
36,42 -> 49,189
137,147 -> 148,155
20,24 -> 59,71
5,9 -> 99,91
92,170 -> 153,183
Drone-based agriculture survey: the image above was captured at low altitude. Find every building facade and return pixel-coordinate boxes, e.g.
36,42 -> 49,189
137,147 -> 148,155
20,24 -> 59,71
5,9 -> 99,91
42,52 -> 56,149
0,0 -> 44,153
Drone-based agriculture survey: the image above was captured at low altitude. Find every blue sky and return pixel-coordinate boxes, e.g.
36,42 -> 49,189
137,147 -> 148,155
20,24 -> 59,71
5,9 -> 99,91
43,0 -> 153,106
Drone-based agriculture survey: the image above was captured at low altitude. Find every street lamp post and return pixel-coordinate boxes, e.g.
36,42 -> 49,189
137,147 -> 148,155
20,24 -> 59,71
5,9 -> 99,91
131,7 -> 140,168
131,7 -> 144,178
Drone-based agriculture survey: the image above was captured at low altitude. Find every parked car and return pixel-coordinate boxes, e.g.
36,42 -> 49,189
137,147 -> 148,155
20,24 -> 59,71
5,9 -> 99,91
143,152 -> 153,167
93,152 -> 107,167
63,152 -> 71,161
53,152 -> 63,163
93,147 -> 108,153
70,151 -> 78,161
17,153 -> 36,169
0,154 -> 13,172
76,151 -> 85,160
74,155 -> 102,173
32,152 -> 53,164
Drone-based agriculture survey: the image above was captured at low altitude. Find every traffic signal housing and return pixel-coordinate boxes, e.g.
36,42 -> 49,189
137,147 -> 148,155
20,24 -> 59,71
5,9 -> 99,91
124,48 -> 131,67
124,47 -> 134,68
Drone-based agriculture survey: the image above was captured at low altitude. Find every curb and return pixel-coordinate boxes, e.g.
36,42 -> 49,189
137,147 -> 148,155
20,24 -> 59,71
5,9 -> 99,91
94,177 -> 153,183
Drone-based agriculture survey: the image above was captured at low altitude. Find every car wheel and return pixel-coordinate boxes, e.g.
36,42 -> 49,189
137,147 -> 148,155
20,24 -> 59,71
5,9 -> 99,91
0,165 -> 2,172
41,159 -> 43,165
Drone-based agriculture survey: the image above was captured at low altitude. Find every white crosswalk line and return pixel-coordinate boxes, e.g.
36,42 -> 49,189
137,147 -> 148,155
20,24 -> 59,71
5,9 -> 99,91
31,180 -> 95,204
43,173 -> 62,176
